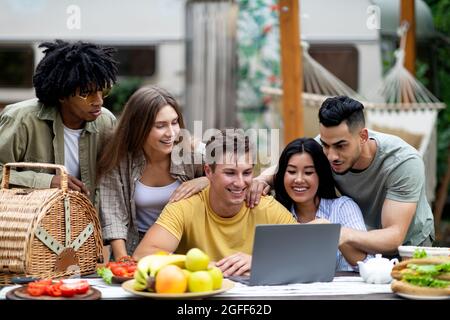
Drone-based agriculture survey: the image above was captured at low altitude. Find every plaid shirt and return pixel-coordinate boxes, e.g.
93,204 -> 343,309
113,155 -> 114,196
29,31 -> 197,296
99,148 -> 204,255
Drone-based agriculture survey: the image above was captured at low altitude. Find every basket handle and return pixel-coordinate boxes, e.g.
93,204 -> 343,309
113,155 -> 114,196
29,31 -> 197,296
1,162 -> 69,192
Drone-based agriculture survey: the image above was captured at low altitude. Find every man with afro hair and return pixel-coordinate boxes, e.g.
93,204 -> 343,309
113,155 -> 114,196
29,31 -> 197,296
0,39 -> 118,207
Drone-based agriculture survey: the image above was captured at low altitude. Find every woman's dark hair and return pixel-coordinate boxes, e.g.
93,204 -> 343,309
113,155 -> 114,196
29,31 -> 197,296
318,96 -> 365,132
33,39 -> 118,106
97,85 -> 185,178
274,137 -> 337,210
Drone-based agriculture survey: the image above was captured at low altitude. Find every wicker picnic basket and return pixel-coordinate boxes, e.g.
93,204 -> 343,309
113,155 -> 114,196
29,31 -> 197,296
0,163 -> 103,285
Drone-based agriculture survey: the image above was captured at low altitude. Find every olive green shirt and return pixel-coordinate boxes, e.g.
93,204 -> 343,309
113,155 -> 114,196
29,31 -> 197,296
0,98 -> 116,207
332,131 -> 435,246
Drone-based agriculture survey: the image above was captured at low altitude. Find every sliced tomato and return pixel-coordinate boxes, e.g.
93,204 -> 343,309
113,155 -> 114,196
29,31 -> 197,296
60,280 -> 90,295
46,283 -> 62,297
60,284 -> 76,297
27,279 -> 52,296
29,279 -> 52,287
27,285 -> 46,296
74,281 -> 90,295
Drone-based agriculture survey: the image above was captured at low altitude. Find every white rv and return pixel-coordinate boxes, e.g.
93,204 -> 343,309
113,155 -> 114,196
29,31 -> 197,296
0,0 -> 187,108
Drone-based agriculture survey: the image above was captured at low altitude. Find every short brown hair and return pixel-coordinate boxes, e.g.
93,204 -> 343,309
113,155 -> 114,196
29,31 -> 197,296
205,129 -> 253,171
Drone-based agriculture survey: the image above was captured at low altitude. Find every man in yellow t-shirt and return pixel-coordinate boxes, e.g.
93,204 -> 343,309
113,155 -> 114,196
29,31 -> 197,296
133,130 -> 296,276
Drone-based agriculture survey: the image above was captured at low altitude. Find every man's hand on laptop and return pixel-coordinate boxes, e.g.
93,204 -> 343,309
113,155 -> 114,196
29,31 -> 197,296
215,252 -> 252,277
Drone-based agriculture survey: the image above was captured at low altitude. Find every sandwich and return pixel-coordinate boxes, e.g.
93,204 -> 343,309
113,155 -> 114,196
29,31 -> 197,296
391,256 -> 450,296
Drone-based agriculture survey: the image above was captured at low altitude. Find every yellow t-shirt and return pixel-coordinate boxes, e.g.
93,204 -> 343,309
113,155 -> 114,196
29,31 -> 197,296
155,187 -> 297,261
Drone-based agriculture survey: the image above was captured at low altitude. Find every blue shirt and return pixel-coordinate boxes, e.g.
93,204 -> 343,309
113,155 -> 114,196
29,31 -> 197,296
291,196 -> 372,271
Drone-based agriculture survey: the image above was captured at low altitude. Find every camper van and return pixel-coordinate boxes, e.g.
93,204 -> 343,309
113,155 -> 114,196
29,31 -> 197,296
0,0 -> 187,109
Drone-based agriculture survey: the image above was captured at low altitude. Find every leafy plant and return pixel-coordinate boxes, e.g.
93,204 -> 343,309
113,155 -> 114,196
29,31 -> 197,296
424,0 -> 450,218
103,77 -> 144,115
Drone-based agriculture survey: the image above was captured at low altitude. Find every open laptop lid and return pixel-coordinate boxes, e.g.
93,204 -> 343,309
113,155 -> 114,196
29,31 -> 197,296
249,223 -> 341,286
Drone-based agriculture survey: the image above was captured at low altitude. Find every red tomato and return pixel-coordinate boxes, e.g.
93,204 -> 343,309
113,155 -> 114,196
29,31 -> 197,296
74,281 -> 90,294
46,283 -> 62,297
29,279 -> 52,287
27,279 -> 53,296
111,266 -> 127,277
60,284 -> 76,297
27,285 -> 46,296
126,265 -> 136,274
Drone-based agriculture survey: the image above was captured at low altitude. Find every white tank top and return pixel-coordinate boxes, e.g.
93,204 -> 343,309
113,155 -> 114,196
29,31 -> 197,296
63,125 -> 83,179
135,179 -> 181,233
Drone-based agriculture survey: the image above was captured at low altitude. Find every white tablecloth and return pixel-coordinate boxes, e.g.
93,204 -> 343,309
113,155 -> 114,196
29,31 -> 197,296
1,276 -> 392,299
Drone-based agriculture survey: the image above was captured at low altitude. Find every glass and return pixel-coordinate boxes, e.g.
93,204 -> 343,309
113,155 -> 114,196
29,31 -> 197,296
76,87 -> 112,102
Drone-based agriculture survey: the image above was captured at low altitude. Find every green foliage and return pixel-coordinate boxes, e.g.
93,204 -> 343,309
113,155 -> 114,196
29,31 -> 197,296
424,0 -> 450,202
103,77 -> 143,114
415,60 -> 429,87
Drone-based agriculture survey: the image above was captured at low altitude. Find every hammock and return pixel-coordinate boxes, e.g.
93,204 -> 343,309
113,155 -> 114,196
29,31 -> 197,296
261,30 -> 445,202
365,22 -> 445,110
261,41 -> 365,138
364,22 -> 445,202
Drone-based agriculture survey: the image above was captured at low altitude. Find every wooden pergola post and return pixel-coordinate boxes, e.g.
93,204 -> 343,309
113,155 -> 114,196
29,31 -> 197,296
400,0 -> 416,76
279,0 -> 303,145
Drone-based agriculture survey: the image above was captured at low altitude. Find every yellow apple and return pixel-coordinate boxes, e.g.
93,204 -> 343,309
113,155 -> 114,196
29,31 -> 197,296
208,266 -> 223,290
185,248 -> 210,271
188,271 -> 213,292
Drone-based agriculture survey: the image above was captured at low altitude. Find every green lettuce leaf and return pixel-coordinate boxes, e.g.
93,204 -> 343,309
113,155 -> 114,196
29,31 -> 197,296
403,274 -> 450,288
412,249 -> 427,259
407,262 -> 450,276
97,267 -> 113,284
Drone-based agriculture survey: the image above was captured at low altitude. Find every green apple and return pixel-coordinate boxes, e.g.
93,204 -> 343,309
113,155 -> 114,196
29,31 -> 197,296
188,271 -> 213,292
185,248 -> 210,271
207,266 -> 223,290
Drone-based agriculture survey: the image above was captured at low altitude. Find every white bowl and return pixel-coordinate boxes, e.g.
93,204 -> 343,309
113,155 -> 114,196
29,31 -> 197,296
398,245 -> 450,260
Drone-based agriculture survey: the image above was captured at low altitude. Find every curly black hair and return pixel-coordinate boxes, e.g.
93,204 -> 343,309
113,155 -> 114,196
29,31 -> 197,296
33,39 -> 118,106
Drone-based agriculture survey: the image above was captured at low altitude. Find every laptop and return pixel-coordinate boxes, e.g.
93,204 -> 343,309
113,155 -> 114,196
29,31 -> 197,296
228,223 -> 341,286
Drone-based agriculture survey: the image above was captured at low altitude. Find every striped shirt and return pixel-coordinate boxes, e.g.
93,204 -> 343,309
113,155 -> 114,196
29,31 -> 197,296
291,196 -> 373,271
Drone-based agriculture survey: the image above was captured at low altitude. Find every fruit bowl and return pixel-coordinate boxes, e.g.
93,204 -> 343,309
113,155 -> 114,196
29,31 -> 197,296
121,279 -> 235,299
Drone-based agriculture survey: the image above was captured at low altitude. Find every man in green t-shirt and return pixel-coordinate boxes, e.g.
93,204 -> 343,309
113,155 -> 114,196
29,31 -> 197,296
250,96 -> 434,256
316,96 -> 434,254
133,130 -> 297,277
0,40 -> 118,206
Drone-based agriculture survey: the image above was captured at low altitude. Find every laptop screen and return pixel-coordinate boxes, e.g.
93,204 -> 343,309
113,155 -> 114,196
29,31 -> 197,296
248,223 -> 341,286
